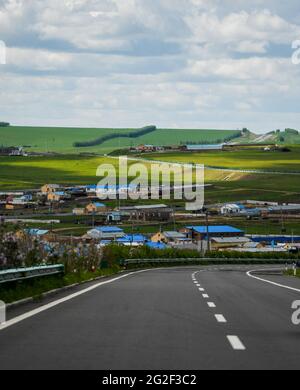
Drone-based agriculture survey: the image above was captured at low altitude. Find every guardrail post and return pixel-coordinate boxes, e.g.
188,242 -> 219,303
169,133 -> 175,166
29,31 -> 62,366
0,300 -> 6,325
293,263 -> 297,276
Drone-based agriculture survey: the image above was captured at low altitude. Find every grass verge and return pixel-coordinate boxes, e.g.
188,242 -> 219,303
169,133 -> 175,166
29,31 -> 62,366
284,269 -> 300,278
0,266 -> 121,304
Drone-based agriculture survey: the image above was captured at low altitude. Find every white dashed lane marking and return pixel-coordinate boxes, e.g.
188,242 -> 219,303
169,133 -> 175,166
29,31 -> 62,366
191,271 -> 246,352
207,302 -> 216,308
227,336 -> 246,350
215,314 -> 227,323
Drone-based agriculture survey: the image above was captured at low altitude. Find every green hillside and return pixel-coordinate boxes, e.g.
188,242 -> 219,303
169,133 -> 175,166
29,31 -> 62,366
0,126 -> 241,154
229,128 -> 300,145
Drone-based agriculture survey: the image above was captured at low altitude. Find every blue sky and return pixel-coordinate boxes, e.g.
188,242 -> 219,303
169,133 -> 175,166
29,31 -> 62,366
0,0 -> 300,133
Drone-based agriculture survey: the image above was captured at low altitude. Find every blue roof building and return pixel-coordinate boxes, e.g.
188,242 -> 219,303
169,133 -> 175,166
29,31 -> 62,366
95,226 -> 124,233
54,192 -> 66,196
93,202 -> 106,208
146,242 -> 167,250
117,234 -> 147,246
185,144 -> 224,151
87,226 -> 125,240
185,225 -> 244,239
25,229 -> 49,237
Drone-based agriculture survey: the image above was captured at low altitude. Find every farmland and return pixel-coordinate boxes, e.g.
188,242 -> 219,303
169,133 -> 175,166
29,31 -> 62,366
0,126 -> 241,154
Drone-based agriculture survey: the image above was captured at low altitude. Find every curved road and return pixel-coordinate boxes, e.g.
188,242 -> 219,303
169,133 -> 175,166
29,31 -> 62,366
0,265 -> 300,370
107,155 -> 300,176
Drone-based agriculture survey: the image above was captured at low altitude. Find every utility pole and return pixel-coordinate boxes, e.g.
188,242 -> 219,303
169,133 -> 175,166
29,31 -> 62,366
205,209 -> 210,252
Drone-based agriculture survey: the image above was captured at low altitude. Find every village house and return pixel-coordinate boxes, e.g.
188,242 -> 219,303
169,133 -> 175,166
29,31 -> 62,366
5,203 -> 27,210
85,185 -> 97,196
210,237 -> 251,251
86,226 -> 125,240
116,234 -> 147,247
25,229 -> 51,240
134,144 -> 157,153
85,202 -> 107,214
220,203 -> 246,215
41,184 -> 61,194
106,211 -> 122,223
0,146 -> 27,156
119,204 -> 172,222
151,231 -> 189,244
47,191 -> 71,202
72,208 -> 86,216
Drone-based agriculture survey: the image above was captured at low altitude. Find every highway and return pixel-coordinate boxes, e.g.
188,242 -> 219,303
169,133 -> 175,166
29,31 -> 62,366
0,265 -> 300,370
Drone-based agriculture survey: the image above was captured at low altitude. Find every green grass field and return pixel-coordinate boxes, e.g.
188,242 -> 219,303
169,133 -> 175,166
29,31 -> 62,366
0,126 -> 240,154
147,147 -> 300,172
0,151 -> 300,204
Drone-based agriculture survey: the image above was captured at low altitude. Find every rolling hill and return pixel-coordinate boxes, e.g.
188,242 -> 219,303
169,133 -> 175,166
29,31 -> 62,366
0,126 -> 241,154
1,125 -> 300,155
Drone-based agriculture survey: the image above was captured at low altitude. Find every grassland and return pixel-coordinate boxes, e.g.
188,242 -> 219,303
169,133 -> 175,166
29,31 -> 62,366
145,148 -> 300,203
147,147 -> 300,172
0,149 -> 300,204
0,126 -> 240,154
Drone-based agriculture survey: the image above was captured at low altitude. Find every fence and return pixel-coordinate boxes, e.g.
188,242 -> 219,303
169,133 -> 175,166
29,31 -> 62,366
123,258 -> 295,267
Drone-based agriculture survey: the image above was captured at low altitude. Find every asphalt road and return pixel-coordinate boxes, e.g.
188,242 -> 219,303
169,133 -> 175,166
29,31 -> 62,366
0,265 -> 300,370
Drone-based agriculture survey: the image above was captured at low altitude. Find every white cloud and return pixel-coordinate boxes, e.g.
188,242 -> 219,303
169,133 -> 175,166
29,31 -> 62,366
0,0 -> 300,132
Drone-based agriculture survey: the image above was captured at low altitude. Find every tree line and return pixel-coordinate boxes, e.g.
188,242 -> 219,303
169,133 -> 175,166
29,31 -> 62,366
179,131 -> 242,145
74,125 -> 157,148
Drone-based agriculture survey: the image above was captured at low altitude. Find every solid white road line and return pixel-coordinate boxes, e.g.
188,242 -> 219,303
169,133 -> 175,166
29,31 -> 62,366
215,314 -> 227,323
247,269 -> 300,293
207,302 -> 216,308
202,294 -> 209,298
227,336 -> 246,350
0,269 -> 150,332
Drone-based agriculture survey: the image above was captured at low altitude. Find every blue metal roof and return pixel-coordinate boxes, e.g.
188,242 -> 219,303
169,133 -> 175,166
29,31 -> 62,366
96,226 -> 124,233
146,242 -> 167,250
186,144 -> 223,150
252,236 -> 300,244
92,202 -> 106,207
54,192 -> 65,196
117,234 -> 147,243
187,225 -> 243,234
26,229 -> 49,236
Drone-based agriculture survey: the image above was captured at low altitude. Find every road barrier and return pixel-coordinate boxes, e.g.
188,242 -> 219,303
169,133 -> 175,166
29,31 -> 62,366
123,258 -> 295,267
0,265 -> 64,284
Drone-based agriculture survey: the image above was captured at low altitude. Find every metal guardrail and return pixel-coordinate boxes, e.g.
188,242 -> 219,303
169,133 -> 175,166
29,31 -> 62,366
0,265 -> 64,284
123,258 -> 295,266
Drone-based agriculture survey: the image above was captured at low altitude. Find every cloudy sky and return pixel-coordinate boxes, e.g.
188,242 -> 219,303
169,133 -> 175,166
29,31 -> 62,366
0,0 -> 300,132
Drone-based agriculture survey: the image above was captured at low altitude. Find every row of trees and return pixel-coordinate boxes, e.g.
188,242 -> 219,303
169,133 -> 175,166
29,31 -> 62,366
179,131 -> 242,146
74,125 -> 157,148
0,122 -> 10,127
